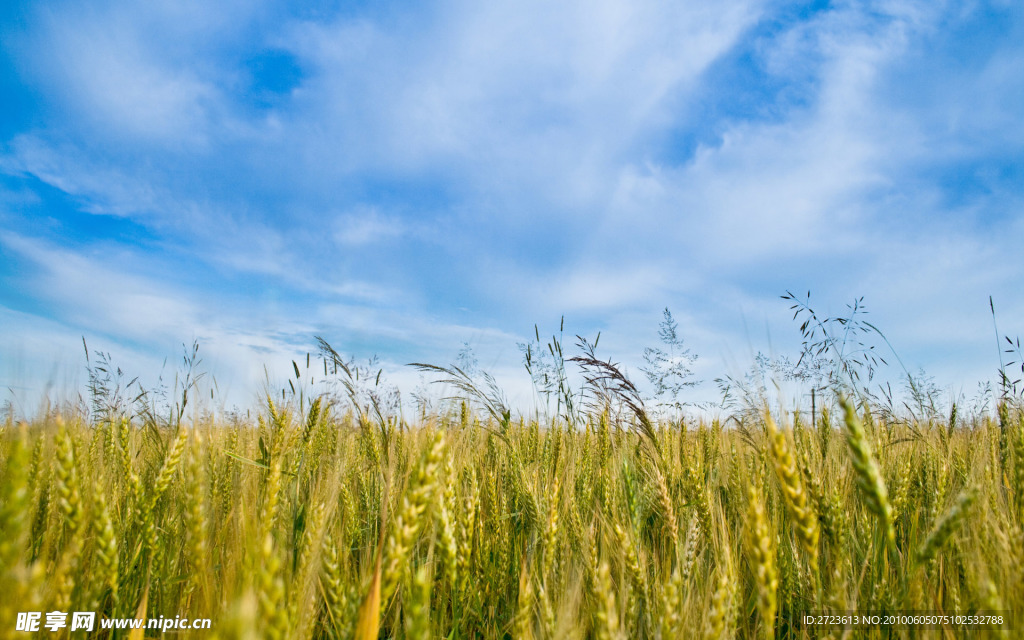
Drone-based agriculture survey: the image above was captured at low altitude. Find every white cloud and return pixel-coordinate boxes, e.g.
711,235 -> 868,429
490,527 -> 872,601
0,233 -> 196,341
333,207 -> 406,246
2,0 -> 1022,414
4,135 -> 166,218
279,0 -> 761,204
0,230 -> 536,411
22,6 -> 219,144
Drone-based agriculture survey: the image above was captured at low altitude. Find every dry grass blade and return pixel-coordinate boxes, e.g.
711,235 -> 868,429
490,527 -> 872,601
354,555 -> 382,640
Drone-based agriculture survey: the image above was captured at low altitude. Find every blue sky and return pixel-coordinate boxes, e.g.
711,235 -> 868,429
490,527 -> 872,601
1,0 -> 1022,413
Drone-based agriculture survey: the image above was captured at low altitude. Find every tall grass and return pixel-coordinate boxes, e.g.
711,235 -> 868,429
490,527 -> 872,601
1,384 -> 1022,638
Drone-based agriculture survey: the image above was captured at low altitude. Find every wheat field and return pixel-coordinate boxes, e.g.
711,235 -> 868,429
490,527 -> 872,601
1,375 -> 1022,639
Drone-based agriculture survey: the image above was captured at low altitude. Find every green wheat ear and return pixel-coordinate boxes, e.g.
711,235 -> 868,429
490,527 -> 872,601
840,395 -> 895,549
915,485 -> 978,565
765,412 -> 819,569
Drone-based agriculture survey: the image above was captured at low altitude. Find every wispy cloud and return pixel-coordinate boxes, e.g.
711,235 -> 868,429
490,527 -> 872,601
333,207 -> 408,247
